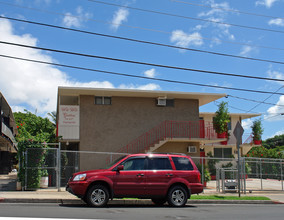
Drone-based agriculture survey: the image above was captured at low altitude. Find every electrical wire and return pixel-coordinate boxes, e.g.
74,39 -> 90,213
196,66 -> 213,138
246,86 -> 284,113
1,40 -> 284,83
171,0 -> 284,20
213,100 -> 260,113
1,16 -> 284,66
88,0 -> 284,34
1,1 -> 284,52
1,53 -> 284,95
228,94 -> 284,107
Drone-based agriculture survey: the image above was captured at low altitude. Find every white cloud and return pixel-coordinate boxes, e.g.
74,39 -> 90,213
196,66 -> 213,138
170,30 -> 203,50
111,8 -> 129,31
273,130 -> 284,136
256,0 -> 279,8
118,83 -> 161,90
0,19 -> 159,115
267,70 -> 284,84
242,118 -> 253,130
198,1 -> 231,17
143,68 -> 157,78
239,45 -> 257,57
62,6 -> 92,28
209,81 -> 233,91
197,1 -> 235,43
268,18 -> 284,26
266,95 -> 284,120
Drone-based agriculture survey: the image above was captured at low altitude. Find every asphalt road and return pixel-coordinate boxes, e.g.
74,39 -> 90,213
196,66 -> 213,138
0,203 -> 284,220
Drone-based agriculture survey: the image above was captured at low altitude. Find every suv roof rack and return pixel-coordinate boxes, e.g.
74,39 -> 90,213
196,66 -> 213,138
146,152 -> 187,156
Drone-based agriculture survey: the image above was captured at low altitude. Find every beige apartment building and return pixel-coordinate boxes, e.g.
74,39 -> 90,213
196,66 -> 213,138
57,87 -> 228,170
200,112 -> 261,159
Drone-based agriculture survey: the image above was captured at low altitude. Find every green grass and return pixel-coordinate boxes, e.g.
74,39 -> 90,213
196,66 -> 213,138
191,195 -> 270,200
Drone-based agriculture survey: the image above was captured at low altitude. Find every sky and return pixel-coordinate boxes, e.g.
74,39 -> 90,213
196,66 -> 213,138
0,0 -> 284,140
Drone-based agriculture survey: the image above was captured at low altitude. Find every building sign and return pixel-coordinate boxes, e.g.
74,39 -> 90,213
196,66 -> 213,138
58,105 -> 79,140
59,105 -> 79,126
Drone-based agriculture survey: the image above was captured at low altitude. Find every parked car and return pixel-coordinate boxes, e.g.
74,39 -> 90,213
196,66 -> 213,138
224,179 -> 237,190
66,153 -> 203,207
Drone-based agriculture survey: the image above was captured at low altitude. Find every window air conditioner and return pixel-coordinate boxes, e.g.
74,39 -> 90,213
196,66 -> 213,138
157,97 -> 167,106
188,146 -> 197,153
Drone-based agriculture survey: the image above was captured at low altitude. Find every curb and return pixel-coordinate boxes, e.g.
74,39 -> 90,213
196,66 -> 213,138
0,198 -> 279,205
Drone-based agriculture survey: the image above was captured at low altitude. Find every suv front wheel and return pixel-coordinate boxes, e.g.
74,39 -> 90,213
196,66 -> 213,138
167,186 -> 188,207
86,184 -> 109,207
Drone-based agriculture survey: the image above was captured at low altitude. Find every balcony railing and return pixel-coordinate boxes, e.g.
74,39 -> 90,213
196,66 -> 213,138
1,122 -> 17,146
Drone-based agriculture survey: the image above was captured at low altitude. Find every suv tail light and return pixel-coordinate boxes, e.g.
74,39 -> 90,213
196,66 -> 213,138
197,171 -> 201,183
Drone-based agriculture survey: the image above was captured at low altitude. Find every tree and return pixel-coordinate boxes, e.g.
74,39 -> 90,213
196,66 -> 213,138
262,134 -> 284,149
251,119 -> 263,141
14,110 -> 56,143
14,110 -> 57,189
213,101 -> 230,135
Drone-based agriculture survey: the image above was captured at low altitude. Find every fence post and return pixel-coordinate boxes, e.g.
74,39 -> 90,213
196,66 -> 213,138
216,168 -> 219,192
201,157 -> 204,185
281,160 -> 283,191
25,150 -> 27,191
221,168 -> 225,193
57,143 -> 61,192
260,158 -> 263,191
243,158 -> 246,194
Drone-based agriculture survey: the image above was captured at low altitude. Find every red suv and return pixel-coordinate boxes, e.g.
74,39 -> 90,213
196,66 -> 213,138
66,153 -> 203,207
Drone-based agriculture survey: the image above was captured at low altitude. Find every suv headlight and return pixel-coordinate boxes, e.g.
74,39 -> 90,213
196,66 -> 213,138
73,173 -> 86,181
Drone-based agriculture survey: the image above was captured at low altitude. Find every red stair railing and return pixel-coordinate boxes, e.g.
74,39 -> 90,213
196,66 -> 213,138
109,120 -> 218,163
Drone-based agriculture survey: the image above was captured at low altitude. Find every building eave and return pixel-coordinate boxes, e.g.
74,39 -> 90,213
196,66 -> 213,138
57,87 -> 226,107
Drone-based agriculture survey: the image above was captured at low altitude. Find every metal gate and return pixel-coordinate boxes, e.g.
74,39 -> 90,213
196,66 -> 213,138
24,147 -> 59,190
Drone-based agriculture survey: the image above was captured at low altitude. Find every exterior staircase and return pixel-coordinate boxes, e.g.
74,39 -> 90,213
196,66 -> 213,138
109,120 -> 219,162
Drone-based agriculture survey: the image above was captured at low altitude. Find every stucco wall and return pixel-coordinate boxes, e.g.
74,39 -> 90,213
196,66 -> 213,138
79,95 -> 199,170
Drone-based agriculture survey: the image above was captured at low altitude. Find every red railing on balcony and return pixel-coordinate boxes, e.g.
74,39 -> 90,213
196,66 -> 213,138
115,120 -> 218,156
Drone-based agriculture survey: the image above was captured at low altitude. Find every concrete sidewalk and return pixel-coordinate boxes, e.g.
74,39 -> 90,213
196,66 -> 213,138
1,173 -> 283,205
0,188 -> 283,205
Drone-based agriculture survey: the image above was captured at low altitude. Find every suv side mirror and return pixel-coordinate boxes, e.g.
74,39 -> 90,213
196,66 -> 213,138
117,165 -> 124,172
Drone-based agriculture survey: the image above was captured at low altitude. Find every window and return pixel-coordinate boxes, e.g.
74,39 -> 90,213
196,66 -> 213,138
122,157 -> 146,170
95,96 -> 112,105
147,157 -> 172,170
227,117 -> 232,130
172,157 -> 194,170
214,148 -> 232,158
166,99 -> 174,107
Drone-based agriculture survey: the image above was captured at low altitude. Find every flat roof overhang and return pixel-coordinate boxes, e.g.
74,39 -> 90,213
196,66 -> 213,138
58,87 -> 226,107
200,112 -> 261,119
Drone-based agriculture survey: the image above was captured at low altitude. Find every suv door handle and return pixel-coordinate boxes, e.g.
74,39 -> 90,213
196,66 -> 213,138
137,173 -> 144,177
166,173 -> 173,177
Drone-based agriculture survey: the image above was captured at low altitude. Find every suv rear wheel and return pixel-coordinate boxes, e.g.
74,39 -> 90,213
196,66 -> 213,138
86,184 -> 109,207
167,186 -> 188,207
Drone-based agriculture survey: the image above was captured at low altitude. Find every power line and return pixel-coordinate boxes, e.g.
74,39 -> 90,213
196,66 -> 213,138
228,94 -> 284,107
1,16 -> 284,66
88,0 -> 284,34
214,100 -> 260,113
1,40 -> 284,83
171,0 -> 284,20
1,53 -> 284,95
1,2 -> 284,52
246,86 -> 284,113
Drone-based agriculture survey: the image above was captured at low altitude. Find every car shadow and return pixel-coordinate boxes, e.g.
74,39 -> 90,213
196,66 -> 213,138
59,203 -> 197,209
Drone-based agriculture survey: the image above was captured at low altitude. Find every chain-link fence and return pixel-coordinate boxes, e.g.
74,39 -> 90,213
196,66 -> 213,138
244,157 -> 284,191
20,146 -> 284,193
22,146 -> 59,190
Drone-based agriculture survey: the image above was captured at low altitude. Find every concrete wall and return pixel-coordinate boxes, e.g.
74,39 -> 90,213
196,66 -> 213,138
79,95 -> 199,170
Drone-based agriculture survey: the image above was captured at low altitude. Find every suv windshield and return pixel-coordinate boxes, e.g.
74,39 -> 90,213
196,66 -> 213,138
104,155 -> 127,169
